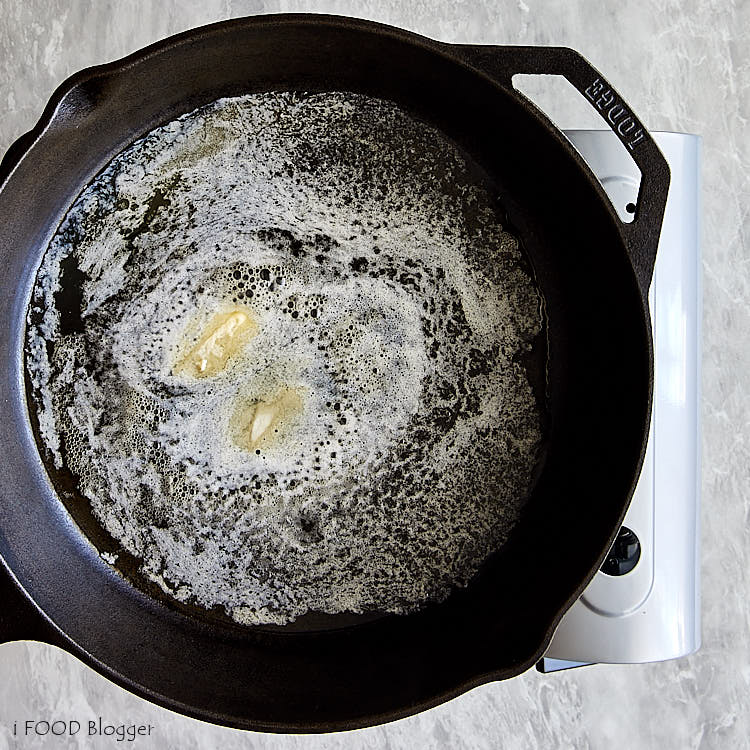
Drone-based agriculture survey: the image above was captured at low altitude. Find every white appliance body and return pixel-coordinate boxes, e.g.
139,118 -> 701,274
541,130 -> 701,670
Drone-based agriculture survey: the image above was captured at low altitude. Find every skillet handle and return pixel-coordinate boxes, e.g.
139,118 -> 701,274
449,44 -> 670,295
0,557 -> 60,646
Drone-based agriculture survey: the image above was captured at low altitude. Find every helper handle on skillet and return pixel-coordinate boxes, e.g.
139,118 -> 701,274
0,559 -> 62,646
451,45 -> 670,296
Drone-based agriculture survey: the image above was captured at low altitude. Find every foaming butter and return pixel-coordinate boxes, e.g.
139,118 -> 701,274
174,307 -> 257,378
26,91 -> 546,627
231,387 -> 304,452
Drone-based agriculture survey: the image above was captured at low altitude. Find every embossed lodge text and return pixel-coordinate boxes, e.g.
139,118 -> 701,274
584,78 -> 646,150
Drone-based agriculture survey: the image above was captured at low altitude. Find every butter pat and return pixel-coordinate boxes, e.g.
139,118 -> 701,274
232,388 -> 303,451
175,308 -> 257,378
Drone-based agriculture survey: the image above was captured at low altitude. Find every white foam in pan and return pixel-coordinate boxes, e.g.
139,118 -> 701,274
26,92 -> 544,625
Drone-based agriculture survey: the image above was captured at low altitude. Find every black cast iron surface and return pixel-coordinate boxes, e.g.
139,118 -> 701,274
0,14 -> 669,732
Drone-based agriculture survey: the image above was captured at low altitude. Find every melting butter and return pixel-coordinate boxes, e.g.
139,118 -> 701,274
231,387 -> 304,451
175,308 -> 257,378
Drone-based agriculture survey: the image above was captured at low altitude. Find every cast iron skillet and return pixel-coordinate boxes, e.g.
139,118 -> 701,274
0,14 -> 669,732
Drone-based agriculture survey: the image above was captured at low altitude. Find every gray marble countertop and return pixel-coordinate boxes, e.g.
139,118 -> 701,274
1,1 -> 748,748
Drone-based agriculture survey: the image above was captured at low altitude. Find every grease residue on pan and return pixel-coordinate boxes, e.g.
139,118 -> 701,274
26,92 -> 546,625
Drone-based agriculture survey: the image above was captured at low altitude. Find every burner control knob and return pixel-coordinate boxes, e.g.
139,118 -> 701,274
601,526 -> 641,576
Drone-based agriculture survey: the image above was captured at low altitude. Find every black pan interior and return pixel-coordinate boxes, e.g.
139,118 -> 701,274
29,86 -> 553,637
0,16 -> 650,731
